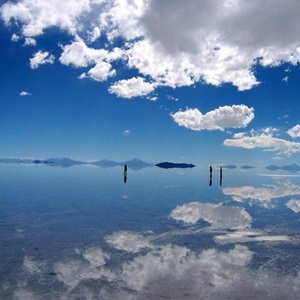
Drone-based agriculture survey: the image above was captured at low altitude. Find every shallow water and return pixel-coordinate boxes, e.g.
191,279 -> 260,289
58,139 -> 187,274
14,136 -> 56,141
1,164 -> 300,299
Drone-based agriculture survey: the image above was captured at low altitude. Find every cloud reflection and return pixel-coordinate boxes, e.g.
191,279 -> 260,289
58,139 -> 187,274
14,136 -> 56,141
286,199 -> 300,213
11,236 -> 299,300
215,229 -> 292,244
170,202 -> 252,229
223,179 -> 300,208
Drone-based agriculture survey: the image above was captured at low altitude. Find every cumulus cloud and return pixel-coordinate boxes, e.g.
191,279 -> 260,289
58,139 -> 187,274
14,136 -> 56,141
287,124 -> 300,138
29,50 -> 55,69
170,202 -> 252,229
11,33 -> 20,42
3,0 -> 300,94
19,91 -> 31,96
0,0 -> 102,37
171,105 -> 254,131
109,77 -> 156,98
223,180 -> 300,208
23,37 -> 36,46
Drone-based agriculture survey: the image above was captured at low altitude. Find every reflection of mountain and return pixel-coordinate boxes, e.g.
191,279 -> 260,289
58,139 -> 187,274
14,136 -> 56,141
0,157 -> 154,170
241,165 -> 255,169
93,159 -> 154,170
265,163 -> 300,173
155,162 -> 195,169
43,157 -> 85,168
222,165 -> 237,169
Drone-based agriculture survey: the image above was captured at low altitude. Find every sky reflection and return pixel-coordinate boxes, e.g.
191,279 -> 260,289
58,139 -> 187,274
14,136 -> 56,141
1,165 -> 300,299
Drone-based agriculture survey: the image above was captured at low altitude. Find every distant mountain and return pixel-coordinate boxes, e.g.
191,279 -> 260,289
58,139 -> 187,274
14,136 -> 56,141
155,162 -> 195,169
265,163 -> 300,173
0,157 -> 154,170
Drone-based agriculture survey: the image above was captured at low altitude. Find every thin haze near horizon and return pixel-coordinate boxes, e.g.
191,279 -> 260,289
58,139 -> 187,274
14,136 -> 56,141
1,0 -> 300,166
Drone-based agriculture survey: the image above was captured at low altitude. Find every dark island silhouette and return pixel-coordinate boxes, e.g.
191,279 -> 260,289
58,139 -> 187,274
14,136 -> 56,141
155,162 -> 195,169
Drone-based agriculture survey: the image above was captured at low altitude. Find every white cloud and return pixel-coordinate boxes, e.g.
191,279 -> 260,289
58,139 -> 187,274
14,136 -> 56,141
23,37 -> 36,46
87,61 -> 116,81
29,50 -> 55,69
223,180 -> 300,208
11,33 -> 20,42
287,125 -> 300,138
170,202 -> 252,229
109,77 -> 156,98
0,0 -> 104,37
19,91 -> 31,96
3,0 -> 300,94
123,129 -> 130,136
171,105 -> 254,131
59,39 -> 109,68
224,134 -> 300,157
286,199 -> 300,213
282,76 -> 289,83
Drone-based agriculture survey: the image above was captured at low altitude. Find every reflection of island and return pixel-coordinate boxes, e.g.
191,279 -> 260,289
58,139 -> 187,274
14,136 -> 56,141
155,162 -> 195,169
266,163 -> 300,173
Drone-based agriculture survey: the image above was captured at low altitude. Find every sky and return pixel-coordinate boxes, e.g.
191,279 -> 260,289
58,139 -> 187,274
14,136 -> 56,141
1,0 -> 300,165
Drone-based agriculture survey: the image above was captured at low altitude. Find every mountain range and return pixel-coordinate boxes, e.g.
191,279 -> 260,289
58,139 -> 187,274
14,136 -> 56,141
0,158 -> 194,170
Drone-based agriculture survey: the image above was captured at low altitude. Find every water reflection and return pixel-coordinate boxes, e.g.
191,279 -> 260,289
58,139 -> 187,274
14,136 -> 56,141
223,178 -> 300,208
123,164 -> 127,183
1,166 -> 300,299
209,166 -> 212,186
209,166 -> 223,186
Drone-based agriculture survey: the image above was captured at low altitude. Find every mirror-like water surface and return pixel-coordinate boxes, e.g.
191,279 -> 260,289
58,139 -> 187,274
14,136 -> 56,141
1,165 -> 300,299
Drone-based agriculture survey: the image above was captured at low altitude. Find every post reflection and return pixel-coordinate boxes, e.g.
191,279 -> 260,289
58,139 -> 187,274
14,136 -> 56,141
124,164 -> 128,183
209,166 -> 212,186
209,166 -> 223,186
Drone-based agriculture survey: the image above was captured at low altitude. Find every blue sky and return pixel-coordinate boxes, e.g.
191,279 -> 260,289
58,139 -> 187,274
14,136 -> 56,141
1,0 -> 300,165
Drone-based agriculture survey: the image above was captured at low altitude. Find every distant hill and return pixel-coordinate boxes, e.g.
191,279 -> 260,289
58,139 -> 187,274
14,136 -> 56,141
265,163 -> 300,173
155,162 -> 195,169
0,157 -> 154,170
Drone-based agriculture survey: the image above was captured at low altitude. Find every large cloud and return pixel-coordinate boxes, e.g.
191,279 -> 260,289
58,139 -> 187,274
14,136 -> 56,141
171,105 -> 254,131
2,0 -> 300,95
